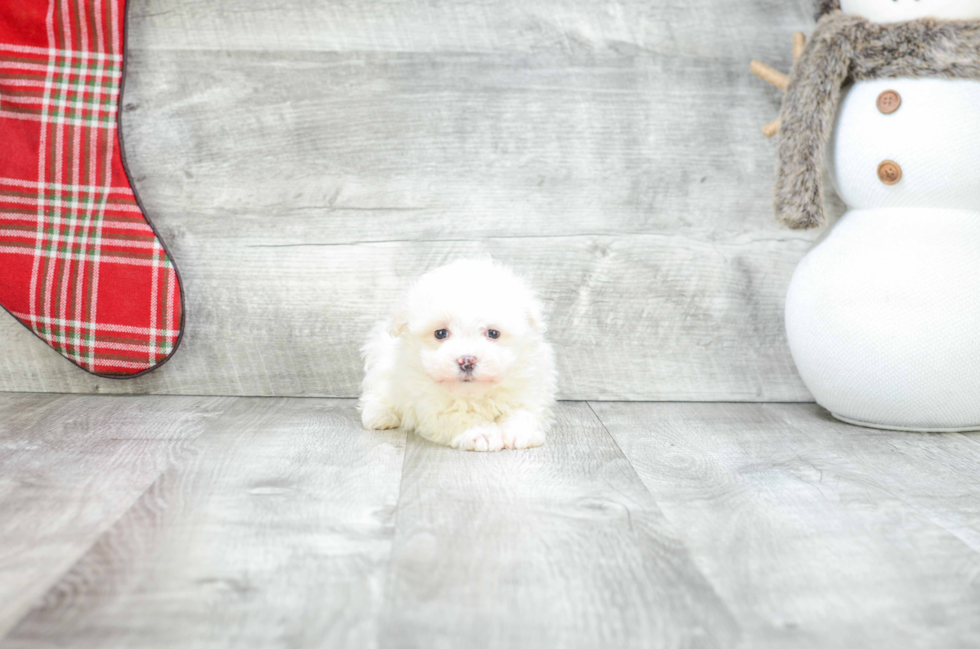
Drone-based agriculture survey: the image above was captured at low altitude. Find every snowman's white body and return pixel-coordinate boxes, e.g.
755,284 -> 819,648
784,1 -> 980,431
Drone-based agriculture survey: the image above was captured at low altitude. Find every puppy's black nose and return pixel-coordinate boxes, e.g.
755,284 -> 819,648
457,356 -> 477,372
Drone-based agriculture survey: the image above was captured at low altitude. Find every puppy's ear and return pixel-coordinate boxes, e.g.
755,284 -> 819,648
387,311 -> 408,338
527,299 -> 547,334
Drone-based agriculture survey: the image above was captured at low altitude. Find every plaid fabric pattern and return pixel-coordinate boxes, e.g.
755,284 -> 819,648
0,0 -> 182,377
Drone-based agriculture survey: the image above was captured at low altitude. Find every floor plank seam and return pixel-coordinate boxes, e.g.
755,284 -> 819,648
772,406 -> 980,559
375,429 -> 412,647
584,401 -> 745,643
0,465 -> 173,642
0,397 -> 235,642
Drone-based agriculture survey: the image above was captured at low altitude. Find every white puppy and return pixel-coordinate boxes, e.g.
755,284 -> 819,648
360,259 -> 557,451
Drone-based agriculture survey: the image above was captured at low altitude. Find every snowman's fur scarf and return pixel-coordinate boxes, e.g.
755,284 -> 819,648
815,0 -> 840,19
776,11 -> 980,229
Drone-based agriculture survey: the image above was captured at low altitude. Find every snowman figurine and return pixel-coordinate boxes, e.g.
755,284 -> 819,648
754,0 -> 980,431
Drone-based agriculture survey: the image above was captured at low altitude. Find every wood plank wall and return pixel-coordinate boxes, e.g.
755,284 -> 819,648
0,0 -> 834,400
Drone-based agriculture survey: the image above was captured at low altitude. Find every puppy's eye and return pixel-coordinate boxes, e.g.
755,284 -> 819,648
434,329 -> 449,340
486,329 -> 500,340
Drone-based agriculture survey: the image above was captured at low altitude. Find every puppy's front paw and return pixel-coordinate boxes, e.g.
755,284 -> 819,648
450,424 -> 504,452
361,404 -> 401,430
500,413 -> 546,450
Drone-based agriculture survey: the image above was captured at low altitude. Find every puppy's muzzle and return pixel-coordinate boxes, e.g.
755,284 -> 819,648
457,355 -> 477,373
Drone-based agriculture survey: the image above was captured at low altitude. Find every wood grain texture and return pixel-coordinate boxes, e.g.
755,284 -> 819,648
0,0 -> 828,400
2,398 -> 407,649
379,401 -> 740,649
120,49 -> 804,242
591,402 -> 980,649
4,396 -> 980,647
0,394 -> 231,639
0,233 -> 812,400
126,0 -> 812,54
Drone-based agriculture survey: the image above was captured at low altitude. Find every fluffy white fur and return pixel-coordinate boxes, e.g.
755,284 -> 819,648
359,259 -> 557,452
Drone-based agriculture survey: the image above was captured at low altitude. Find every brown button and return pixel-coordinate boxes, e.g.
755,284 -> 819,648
877,160 -> 902,185
877,90 -> 901,114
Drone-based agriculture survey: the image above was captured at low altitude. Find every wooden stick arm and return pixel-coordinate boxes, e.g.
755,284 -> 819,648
751,32 -> 806,138
750,61 -> 789,91
763,118 -> 781,138
793,32 -> 806,61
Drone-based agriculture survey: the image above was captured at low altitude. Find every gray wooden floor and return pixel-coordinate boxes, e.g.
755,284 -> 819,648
2,393 -> 978,649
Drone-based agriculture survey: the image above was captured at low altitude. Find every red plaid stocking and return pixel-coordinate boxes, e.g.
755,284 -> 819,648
0,0 -> 183,377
